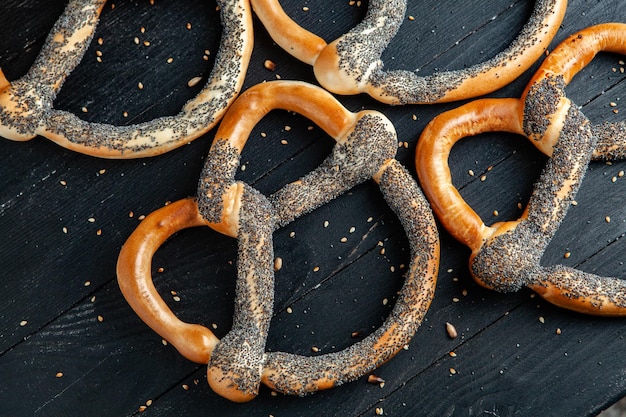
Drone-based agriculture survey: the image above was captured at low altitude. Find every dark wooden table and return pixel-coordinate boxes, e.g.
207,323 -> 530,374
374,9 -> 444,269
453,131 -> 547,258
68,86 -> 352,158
1,1 -> 626,416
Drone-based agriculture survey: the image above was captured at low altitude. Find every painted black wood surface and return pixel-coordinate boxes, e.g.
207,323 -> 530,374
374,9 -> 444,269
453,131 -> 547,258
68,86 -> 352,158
1,1 -> 626,416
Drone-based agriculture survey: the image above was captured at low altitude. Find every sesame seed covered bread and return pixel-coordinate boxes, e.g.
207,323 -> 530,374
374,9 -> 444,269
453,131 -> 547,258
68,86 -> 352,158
251,0 -> 566,104
116,81 -> 440,401
0,0 -> 253,158
416,24 -> 626,316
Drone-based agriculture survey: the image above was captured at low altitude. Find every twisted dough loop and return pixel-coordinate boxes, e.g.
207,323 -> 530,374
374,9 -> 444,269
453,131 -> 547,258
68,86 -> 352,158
117,81 -> 440,401
252,0 -> 566,104
0,0 -> 253,158
416,23 -> 626,316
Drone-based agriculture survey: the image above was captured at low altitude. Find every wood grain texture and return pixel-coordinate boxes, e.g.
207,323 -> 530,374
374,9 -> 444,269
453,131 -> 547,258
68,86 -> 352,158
0,0 -> 625,416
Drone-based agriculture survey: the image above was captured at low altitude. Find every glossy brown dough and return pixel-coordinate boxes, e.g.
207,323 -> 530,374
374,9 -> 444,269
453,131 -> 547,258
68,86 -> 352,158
251,0 -> 566,104
117,80 -> 440,401
0,0 -> 253,158
416,23 -> 626,316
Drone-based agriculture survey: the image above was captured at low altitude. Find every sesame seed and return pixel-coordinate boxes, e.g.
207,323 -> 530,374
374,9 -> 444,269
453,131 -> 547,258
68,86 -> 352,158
274,257 -> 283,271
446,322 -> 458,338
182,384 -> 189,390
449,351 -> 457,357
84,281 -> 91,286
606,216 -> 611,223
186,22 -> 192,30
382,298 -> 388,306
286,307 -> 293,314
134,37 -> 140,45
166,57 -> 174,64
340,237 -> 348,243
564,252 -> 571,259
313,266 -> 320,272
56,372 -> 63,378
323,220 -> 329,228
449,368 -> 457,375
81,106 -> 88,113
162,339 -> 168,345
97,315 -> 104,322
187,76 -> 203,87
60,180 -> 67,186
137,82 -> 144,90
19,320 -> 27,327
539,316 -> 545,324
349,226 -> 356,233
264,60 -> 276,71
375,407 -> 384,415
468,169 -> 475,176
302,6 -> 309,11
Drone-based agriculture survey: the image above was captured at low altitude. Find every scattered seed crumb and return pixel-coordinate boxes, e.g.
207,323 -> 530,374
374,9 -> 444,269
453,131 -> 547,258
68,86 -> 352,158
84,281 -> 91,286
173,296 -> 181,302
382,298 -> 388,306
493,210 -> 499,216
81,106 -> 88,113
139,405 -> 147,412
286,307 -> 293,314
157,267 -> 164,273
375,407 -> 384,415
564,252 -> 571,259
449,351 -> 457,357
289,231 -> 295,238
408,15 -> 415,21
97,315 -> 104,322
182,384 -> 190,390
162,339 -> 168,345
480,175 -> 487,181
280,139 -> 288,145
606,216 -> 611,223
571,200 -> 578,206
143,40 -> 150,47
137,82 -> 144,90
186,22 -> 192,30
468,169 -> 475,176
449,368 -> 457,375
556,328 -> 562,335
261,132 -> 267,138
340,237 -> 348,243
539,316 -> 545,324
302,6 -> 309,11
91,296 -> 96,303
56,372 -> 63,378
19,320 -> 27,327
311,346 -> 319,353
313,266 -> 320,272
167,57 -> 174,64
59,180 -> 67,186
146,400 -> 153,407
367,216 -> 373,222
452,297 -> 460,303
323,220 -> 329,228
96,229 -> 102,236
62,227 -> 68,234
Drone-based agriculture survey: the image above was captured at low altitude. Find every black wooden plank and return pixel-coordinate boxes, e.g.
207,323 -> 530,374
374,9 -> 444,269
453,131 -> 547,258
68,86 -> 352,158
1,0 -> 626,416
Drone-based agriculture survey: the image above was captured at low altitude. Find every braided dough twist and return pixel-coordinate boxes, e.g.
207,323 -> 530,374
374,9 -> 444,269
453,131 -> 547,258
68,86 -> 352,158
0,0 -> 253,158
117,81 -> 440,401
416,23 -> 626,315
251,0 -> 566,104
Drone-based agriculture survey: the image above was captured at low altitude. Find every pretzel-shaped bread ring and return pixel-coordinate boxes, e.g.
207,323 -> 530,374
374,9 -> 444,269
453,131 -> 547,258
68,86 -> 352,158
117,80 -> 440,401
0,0 -> 253,158
416,24 -> 626,315
251,0 -> 566,104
